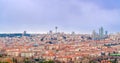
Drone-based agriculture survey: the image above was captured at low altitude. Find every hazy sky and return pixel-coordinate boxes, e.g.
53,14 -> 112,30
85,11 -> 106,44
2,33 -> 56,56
0,0 -> 120,33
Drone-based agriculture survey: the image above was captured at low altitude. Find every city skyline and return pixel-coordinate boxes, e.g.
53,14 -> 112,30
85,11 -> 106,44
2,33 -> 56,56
0,0 -> 120,33
0,27 -> 108,34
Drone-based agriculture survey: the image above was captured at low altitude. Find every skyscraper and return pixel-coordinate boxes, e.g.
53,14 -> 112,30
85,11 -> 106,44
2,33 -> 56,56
23,31 -> 27,36
105,31 -> 108,35
92,30 -> 97,40
92,27 -> 108,40
105,31 -> 108,38
99,27 -> 104,39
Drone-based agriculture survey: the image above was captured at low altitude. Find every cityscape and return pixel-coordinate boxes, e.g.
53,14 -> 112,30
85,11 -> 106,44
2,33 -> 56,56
1,0 -> 120,63
0,27 -> 120,63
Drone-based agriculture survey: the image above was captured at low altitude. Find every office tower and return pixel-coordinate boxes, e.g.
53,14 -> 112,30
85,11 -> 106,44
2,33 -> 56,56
105,31 -> 108,38
23,31 -> 27,36
99,27 -> 104,39
92,30 -> 97,40
105,31 -> 108,35
71,31 -> 75,40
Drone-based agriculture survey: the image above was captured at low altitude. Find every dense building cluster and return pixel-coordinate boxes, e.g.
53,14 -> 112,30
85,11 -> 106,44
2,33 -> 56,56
92,27 -> 108,40
0,30 -> 120,63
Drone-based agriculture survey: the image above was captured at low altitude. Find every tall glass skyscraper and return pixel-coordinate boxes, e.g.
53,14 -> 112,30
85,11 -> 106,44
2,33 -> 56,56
92,27 -> 108,40
99,27 -> 104,39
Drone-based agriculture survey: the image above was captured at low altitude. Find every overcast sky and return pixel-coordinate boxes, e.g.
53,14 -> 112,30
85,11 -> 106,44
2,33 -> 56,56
0,0 -> 120,33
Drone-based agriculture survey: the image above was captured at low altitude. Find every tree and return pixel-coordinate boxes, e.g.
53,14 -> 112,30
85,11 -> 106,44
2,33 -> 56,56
24,58 -> 31,63
48,60 -> 54,63
89,60 -> 97,63
39,60 -> 54,63
0,54 -> 3,57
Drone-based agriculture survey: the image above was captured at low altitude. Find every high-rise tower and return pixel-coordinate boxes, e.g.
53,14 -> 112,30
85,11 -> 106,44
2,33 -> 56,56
92,30 -> 97,40
23,31 -> 27,36
105,31 -> 108,35
99,27 -> 104,39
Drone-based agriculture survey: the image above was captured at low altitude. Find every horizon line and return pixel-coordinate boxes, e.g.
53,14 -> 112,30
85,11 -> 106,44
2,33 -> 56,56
0,31 -> 92,34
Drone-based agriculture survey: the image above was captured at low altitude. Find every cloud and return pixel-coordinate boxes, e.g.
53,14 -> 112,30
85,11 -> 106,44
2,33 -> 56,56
0,0 -> 120,33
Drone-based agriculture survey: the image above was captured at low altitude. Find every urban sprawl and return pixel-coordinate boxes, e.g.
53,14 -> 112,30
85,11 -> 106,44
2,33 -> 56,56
0,27 -> 120,63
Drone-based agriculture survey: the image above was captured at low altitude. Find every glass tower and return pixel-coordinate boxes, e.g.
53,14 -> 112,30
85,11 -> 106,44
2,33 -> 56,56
99,27 -> 104,39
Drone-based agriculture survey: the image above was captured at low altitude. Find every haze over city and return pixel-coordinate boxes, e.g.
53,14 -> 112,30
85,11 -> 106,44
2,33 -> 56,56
1,0 -> 120,63
0,0 -> 120,33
